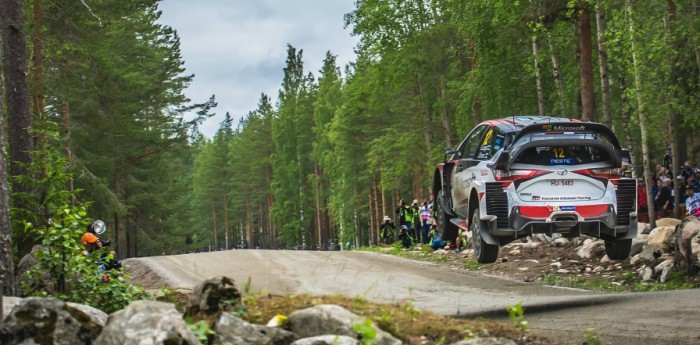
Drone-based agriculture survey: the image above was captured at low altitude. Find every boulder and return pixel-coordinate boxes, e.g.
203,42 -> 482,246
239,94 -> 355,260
15,245 -> 50,295
94,300 -> 198,345
576,240 -> 605,259
552,237 -> 570,247
213,312 -> 297,345
630,238 -> 646,257
451,337 -> 517,345
655,218 -> 682,227
673,217 -> 700,275
185,275 -> 242,319
647,226 -> 676,251
1,297 -> 22,321
638,243 -> 664,262
292,335 -> 359,345
0,297 -> 103,345
287,305 -> 401,345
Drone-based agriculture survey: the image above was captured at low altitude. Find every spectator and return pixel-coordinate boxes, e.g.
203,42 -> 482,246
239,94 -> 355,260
689,174 -> 700,193
685,186 -> 700,217
681,161 -> 695,180
655,179 -> 672,217
395,199 -> 412,232
428,224 -> 445,250
379,216 -> 396,244
410,199 -> 421,243
398,225 -> 413,248
419,201 -> 431,244
664,146 -> 672,170
637,179 -> 648,212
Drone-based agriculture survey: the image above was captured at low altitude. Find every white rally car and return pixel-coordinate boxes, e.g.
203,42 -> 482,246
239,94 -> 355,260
433,116 -> 636,263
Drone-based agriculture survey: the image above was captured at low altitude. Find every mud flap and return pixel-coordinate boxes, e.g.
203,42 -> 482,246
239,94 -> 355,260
480,215 -> 500,246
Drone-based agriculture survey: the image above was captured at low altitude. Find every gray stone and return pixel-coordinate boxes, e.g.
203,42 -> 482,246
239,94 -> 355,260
1,296 -> 22,321
630,238 -> 646,257
0,297 -> 103,345
95,300 -> 198,345
576,240 -> 605,259
186,275 -> 242,318
451,337 -> 517,345
291,335 -> 359,345
287,305 -> 401,345
213,312 -> 297,345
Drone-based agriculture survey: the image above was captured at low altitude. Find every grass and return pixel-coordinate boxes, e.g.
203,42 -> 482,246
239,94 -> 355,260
237,294 -> 556,345
541,271 -> 697,292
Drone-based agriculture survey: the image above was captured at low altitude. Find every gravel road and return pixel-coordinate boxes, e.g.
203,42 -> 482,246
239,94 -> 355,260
125,250 -> 700,345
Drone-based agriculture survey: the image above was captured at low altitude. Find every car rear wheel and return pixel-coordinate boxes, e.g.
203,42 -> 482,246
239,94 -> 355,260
604,238 -> 632,260
436,190 -> 458,242
470,207 -> 499,263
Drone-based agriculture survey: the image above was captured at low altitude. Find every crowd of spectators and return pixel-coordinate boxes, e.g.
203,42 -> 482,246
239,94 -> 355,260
637,147 -> 700,217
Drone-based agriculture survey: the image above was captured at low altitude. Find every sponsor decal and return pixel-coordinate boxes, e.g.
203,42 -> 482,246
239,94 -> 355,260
480,170 -> 489,176
532,195 -> 540,201
520,192 -> 532,197
549,158 -> 574,165
540,196 -> 592,201
543,124 -> 587,132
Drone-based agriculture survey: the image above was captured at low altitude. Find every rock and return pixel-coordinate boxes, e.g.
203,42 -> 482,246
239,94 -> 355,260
524,259 -> 539,264
552,237 -> 570,247
292,335 -> 359,345
592,266 -> 605,273
214,312 -> 297,345
630,254 -> 643,266
1,297 -> 22,321
434,249 -> 450,255
577,240 -> 605,259
647,226 -> 676,251
15,245 -> 50,295
600,255 -> 611,264
639,243 -> 664,262
287,305 -> 401,345
656,218 -> 682,227
639,266 -> 654,282
518,267 -> 529,271
508,249 -> 520,256
654,259 -> 674,274
557,269 -> 570,274
95,300 -> 198,345
452,337 -> 517,345
674,217 -> 700,275
0,297 -> 103,345
185,276 -> 242,319
630,238 -> 646,257
66,302 -> 109,328
549,262 -> 562,269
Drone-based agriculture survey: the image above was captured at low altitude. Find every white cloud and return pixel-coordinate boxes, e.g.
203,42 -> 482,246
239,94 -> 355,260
157,1 -> 359,137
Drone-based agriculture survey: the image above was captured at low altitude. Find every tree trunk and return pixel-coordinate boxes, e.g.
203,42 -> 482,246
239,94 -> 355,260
547,33 -> 567,113
595,0 -> 612,129
578,1 -> 596,121
532,35 -> 545,115
211,201 -> 218,250
0,47 -> 15,299
469,40 -> 483,124
627,0 -> 656,228
2,0 -> 34,259
223,191 -> 229,249
314,162 -> 322,250
438,76 -> 453,148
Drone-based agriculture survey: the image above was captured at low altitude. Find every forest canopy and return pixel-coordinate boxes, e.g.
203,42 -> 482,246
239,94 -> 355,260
2,0 -> 699,260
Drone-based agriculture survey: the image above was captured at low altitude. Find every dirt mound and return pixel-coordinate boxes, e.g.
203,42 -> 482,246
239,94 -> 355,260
124,258 -> 173,290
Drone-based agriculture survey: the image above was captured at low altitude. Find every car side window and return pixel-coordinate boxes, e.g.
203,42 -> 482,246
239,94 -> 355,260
459,125 -> 488,159
475,128 -> 506,161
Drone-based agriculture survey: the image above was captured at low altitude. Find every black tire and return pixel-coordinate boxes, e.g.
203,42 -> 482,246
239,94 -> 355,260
436,190 -> 458,242
605,238 -> 632,260
470,207 -> 499,263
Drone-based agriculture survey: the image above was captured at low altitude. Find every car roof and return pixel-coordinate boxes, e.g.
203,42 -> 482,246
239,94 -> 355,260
480,116 -> 578,133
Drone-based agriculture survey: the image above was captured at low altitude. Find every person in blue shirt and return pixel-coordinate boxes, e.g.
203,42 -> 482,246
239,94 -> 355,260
684,186 -> 700,217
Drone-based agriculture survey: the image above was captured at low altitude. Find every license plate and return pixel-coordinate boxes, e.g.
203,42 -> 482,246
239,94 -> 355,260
550,179 -> 574,187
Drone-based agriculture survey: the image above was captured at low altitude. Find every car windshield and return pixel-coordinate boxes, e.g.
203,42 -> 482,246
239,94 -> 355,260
513,144 -> 612,166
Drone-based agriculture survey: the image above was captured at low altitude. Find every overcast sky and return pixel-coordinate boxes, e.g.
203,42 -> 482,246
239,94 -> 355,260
157,1 -> 359,138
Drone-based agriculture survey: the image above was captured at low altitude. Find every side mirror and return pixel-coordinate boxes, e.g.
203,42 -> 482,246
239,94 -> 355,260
444,147 -> 456,163
494,150 -> 510,170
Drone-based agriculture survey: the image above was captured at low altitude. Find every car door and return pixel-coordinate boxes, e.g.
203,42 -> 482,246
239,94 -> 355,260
451,125 -> 489,217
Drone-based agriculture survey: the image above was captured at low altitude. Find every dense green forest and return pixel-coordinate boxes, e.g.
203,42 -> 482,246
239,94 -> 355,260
1,0 -> 699,264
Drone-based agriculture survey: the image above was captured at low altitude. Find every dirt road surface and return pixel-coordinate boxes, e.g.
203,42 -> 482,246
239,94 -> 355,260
125,250 -> 700,345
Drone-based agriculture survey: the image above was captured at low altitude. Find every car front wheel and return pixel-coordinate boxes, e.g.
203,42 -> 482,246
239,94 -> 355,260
604,238 -> 632,260
470,207 -> 499,263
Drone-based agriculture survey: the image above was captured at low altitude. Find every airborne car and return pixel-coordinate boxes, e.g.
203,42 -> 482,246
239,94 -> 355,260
433,116 -> 636,263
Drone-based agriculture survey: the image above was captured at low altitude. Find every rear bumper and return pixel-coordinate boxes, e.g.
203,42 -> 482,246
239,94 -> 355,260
485,205 -> 637,240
